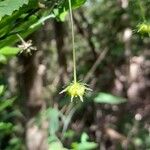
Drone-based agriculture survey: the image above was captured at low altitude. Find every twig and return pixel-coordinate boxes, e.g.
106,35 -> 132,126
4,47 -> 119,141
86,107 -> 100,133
84,49 -> 108,82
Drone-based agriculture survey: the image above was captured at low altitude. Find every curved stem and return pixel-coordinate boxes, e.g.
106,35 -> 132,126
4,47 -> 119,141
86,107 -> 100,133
68,0 -> 77,83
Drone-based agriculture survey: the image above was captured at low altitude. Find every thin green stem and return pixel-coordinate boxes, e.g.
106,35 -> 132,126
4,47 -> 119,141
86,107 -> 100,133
68,0 -> 77,83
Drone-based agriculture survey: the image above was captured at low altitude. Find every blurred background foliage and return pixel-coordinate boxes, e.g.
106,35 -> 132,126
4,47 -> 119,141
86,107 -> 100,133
0,0 -> 150,149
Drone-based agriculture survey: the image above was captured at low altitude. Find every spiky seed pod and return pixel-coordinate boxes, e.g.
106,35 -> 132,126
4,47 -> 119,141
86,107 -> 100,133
60,81 -> 92,102
137,22 -> 150,35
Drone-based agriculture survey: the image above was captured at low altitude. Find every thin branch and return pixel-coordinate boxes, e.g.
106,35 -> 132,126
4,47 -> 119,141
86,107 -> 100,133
84,49 -> 108,82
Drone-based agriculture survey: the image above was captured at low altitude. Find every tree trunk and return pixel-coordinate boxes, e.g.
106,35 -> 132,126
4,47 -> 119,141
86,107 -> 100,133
19,28 -> 48,150
53,20 -> 68,84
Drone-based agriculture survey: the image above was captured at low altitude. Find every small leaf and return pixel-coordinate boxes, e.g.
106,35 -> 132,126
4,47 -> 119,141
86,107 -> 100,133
0,85 -> 4,95
48,136 -> 68,150
72,132 -> 98,150
0,54 -> 7,64
59,11 -> 68,22
47,108 -> 60,135
66,0 -> 87,9
81,133 -> 89,143
94,92 -> 126,105
63,130 -> 75,138
0,46 -> 20,56
0,98 -> 15,112
0,122 -> 13,133
48,141 -> 68,150
72,142 -> 98,150
53,0 -> 87,21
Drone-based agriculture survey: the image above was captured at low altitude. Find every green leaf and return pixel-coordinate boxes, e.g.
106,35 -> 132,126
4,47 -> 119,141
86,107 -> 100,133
0,122 -> 13,133
63,130 -> 75,138
67,0 -> 87,9
72,132 -> 98,150
0,46 -> 20,56
133,137 -> 143,147
0,98 -> 14,112
59,11 -> 68,22
0,0 -> 29,20
94,92 -> 126,105
48,136 -> 68,150
0,54 -> 7,64
47,108 -> 60,135
72,142 -> 98,150
53,0 -> 87,21
0,15 -> 39,49
48,141 -> 68,150
0,85 -> 4,95
81,133 -> 89,143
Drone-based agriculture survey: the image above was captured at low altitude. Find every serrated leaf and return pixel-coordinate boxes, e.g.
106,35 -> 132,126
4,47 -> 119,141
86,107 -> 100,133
0,15 -> 39,49
0,46 -> 20,56
0,0 -> 29,20
94,92 -> 126,105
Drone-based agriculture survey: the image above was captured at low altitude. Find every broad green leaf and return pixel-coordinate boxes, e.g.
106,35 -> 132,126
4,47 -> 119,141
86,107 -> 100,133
94,92 -> 126,105
0,0 -> 38,28
0,46 -> 20,56
0,15 -> 39,49
0,0 -> 29,20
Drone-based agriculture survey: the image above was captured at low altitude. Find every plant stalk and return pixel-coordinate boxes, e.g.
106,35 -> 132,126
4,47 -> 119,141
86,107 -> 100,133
68,0 -> 77,83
